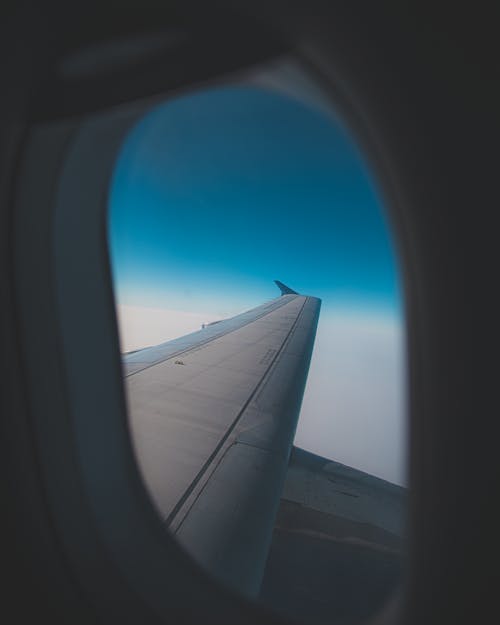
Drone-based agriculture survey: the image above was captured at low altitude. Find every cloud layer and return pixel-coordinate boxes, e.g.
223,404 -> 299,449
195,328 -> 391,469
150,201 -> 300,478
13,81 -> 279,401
116,305 -> 222,353
296,312 -> 407,486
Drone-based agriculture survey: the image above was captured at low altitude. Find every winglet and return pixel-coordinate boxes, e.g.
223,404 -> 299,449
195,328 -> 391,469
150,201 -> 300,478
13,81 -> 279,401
274,280 -> 298,295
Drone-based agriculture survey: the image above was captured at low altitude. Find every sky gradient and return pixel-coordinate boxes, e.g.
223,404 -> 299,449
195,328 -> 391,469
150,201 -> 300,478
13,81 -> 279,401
109,84 -> 407,485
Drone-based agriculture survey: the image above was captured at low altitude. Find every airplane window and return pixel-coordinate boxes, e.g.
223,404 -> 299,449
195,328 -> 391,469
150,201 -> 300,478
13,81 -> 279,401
108,64 -> 407,625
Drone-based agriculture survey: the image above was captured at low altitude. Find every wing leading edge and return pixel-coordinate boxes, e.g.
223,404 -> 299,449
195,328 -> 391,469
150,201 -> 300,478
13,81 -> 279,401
122,283 -> 321,596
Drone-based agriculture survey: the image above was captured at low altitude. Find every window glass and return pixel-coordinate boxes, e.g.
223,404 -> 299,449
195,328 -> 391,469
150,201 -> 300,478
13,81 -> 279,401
109,70 -> 407,624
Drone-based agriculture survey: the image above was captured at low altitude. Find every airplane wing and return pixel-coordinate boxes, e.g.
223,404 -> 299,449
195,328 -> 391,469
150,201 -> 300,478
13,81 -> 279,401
122,282 -> 321,596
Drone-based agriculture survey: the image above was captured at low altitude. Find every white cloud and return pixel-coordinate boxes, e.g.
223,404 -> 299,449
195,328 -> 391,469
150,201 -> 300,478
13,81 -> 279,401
295,312 -> 408,486
116,304 -> 222,353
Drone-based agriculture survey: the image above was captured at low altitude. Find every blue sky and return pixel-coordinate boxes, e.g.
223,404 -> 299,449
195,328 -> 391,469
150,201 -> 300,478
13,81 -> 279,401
108,84 -> 406,485
109,85 -> 401,318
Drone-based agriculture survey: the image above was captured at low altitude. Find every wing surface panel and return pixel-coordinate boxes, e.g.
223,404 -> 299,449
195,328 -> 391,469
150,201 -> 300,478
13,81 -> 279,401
122,289 -> 321,595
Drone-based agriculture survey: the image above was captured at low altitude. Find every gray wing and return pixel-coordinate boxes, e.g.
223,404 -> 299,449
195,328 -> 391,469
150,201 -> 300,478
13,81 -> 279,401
122,284 -> 321,596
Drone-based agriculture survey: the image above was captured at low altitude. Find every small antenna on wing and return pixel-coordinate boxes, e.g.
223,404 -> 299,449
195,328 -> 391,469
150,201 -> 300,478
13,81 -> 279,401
274,280 -> 299,295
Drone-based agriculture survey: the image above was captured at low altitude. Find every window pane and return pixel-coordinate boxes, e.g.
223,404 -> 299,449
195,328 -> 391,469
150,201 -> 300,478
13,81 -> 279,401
108,65 -> 407,624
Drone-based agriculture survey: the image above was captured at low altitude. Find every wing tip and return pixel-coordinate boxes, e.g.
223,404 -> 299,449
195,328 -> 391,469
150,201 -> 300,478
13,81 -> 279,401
274,280 -> 299,295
